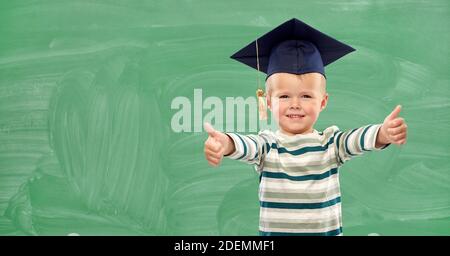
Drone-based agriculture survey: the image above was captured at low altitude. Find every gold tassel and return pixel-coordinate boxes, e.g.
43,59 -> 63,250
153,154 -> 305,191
257,88 -> 267,120
255,39 -> 267,121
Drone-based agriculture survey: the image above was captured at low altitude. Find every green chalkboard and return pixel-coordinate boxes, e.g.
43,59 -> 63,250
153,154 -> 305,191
0,0 -> 449,235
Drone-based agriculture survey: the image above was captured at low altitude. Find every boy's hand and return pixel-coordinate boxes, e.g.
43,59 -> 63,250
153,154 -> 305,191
204,122 -> 235,167
377,105 -> 408,147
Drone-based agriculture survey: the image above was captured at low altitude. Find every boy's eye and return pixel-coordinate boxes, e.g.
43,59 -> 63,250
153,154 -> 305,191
301,95 -> 312,99
279,95 -> 289,99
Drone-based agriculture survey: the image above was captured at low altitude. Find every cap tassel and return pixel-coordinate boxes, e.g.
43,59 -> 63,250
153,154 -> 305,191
254,39 -> 267,121
257,88 -> 267,120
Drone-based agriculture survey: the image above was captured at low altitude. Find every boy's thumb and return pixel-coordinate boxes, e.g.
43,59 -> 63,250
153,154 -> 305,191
386,105 -> 402,121
204,122 -> 218,137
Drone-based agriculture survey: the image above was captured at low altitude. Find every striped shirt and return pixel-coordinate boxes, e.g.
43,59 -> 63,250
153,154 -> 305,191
226,124 -> 388,236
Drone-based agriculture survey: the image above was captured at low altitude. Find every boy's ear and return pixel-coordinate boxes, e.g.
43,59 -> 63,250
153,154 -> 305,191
320,93 -> 329,111
266,94 -> 272,111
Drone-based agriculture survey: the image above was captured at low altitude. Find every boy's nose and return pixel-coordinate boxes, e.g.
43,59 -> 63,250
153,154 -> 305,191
290,98 -> 302,109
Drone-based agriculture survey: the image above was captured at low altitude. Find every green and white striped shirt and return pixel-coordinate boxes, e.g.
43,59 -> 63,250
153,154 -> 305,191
226,124 -> 388,236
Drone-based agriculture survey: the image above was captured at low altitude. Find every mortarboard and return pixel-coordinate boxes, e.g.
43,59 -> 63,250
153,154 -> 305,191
230,18 -> 356,79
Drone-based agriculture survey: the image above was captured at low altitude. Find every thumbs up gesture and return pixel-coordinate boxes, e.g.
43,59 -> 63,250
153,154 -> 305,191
377,105 -> 408,147
204,123 -> 235,167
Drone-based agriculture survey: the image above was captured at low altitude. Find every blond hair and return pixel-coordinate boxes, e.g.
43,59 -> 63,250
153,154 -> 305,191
265,72 -> 326,96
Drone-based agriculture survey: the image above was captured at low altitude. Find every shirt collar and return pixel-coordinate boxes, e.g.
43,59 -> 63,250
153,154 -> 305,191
275,129 -> 319,141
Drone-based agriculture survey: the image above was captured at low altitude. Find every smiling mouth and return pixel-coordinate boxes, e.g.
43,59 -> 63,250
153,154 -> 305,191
286,114 -> 305,119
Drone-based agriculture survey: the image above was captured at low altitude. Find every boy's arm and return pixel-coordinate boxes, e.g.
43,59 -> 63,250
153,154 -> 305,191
334,105 -> 407,165
204,123 -> 267,168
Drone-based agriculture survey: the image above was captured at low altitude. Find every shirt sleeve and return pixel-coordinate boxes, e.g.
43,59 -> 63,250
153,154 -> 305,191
224,132 -> 270,172
333,124 -> 390,166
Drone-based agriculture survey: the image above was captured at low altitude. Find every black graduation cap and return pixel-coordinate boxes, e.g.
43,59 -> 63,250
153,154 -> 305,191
230,18 -> 355,79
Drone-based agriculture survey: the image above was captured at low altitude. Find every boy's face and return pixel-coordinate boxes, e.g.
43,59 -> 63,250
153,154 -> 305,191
267,72 -> 328,136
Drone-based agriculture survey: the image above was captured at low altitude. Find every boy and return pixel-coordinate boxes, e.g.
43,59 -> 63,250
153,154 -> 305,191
204,18 -> 407,236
